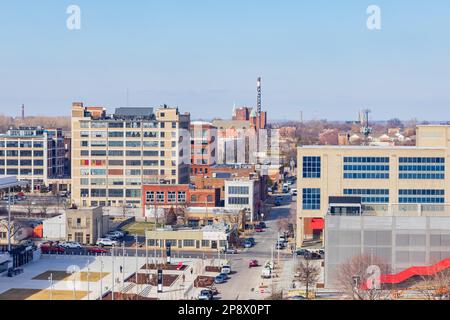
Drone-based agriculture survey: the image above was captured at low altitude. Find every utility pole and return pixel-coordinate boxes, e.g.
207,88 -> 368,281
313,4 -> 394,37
112,245 -> 115,300
49,273 -> 53,301
100,255 -> 103,300
122,242 -> 125,290
135,234 -> 139,299
86,260 -> 90,301
7,187 -> 11,252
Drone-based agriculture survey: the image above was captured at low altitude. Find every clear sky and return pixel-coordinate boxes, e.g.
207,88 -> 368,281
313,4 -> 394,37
0,1 -> 449,121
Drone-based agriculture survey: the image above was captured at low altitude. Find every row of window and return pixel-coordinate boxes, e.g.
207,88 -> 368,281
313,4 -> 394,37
80,150 -> 175,157
80,168 -> 177,176
80,121 -> 175,129
344,189 -> 389,195
344,165 -> 390,171
0,141 -> 44,148
146,239 -> 227,248
399,189 -> 445,196
0,169 -> 44,175
146,191 -> 186,203
81,189 -> 141,198
344,173 -> 390,179
0,160 -> 44,166
228,197 -> 250,205
399,157 -> 445,164
228,186 -> 250,195
0,150 -> 44,157
80,159 -> 175,167
344,157 -> 389,163
399,173 -> 445,180
399,165 -> 445,172
399,197 -> 445,204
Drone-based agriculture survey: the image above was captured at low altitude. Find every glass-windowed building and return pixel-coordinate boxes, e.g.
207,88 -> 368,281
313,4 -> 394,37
297,125 -> 450,247
71,103 -> 191,208
0,127 -> 65,190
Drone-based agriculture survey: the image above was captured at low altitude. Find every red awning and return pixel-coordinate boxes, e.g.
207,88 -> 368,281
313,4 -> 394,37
311,218 -> 324,230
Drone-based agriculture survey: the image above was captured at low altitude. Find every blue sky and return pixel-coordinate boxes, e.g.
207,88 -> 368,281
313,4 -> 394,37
0,1 -> 449,121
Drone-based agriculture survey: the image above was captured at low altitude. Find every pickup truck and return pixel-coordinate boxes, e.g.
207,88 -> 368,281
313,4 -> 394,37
261,267 -> 272,279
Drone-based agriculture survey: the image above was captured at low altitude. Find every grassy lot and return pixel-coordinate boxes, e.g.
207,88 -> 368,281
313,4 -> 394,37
121,222 -> 162,236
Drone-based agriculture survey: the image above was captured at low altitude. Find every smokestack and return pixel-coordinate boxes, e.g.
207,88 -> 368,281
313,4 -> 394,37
21,104 -> 25,120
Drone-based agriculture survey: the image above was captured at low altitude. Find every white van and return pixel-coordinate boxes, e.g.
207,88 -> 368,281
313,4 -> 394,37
261,267 -> 272,279
221,265 -> 232,274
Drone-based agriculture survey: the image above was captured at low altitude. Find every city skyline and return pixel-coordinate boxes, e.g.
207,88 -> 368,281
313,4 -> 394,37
0,1 -> 449,121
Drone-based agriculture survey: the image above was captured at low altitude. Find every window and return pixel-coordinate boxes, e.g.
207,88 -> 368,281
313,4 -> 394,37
344,189 -> 389,203
302,188 -> 320,210
201,240 -> 210,247
109,189 -> 124,197
109,131 -> 124,138
146,191 -> 155,203
183,240 -> 195,247
399,189 -> 445,204
228,197 -> 249,205
109,141 -> 124,147
91,150 -> 107,157
91,189 -> 107,197
157,191 -> 165,203
399,157 -> 445,180
178,191 -> 186,203
126,141 -> 141,148
126,189 -> 141,198
228,186 -> 249,195
126,151 -> 141,157
303,157 -> 321,178
109,150 -> 124,156
343,157 -> 390,179
109,122 -> 124,128
168,191 -> 176,203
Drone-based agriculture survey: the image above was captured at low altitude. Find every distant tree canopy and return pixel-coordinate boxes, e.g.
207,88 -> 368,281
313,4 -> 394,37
0,115 -> 71,132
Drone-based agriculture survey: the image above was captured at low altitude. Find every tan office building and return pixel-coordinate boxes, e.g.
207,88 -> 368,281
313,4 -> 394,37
297,125 -> 450,247
71,103 -> 190,208
66,207 -> 109,245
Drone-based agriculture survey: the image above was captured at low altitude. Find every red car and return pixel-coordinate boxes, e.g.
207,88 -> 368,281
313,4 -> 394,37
249,260 -> 259,268
88,247 -> 109,254
41,245 -> 65,254
255,228 -> 264,233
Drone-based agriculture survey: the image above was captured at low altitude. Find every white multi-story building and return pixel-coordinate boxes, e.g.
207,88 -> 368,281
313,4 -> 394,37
71,103 -> 191,208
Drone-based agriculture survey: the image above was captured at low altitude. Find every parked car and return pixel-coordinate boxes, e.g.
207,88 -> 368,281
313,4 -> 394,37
255,227 -> 264,233
198,289 -> 213,301
290,188 -> 298,196
258,222 -> 267,229
275,242 -> 286,250
214,274 -> 226,284
222,248 -> 237,254
247,238 -> 256,245
59,241 -> 82,249
219,272 -> 229,280
88,247 -> 109,254
244,241 -> 253,249
295,249 -> 308,256
96,238 -> 119,247
249,260 -> 259,268
41,246 -> 65,254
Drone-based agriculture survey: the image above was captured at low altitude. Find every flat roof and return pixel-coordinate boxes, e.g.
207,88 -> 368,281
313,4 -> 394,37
0,176 -> 28,189
298,145 -> 446,150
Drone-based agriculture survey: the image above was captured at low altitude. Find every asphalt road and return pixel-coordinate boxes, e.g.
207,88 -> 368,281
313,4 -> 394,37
217,196 -> 295,300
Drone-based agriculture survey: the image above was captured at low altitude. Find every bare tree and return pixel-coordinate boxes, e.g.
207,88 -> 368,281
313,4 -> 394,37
334,253 -> 393,300
296,257 -> 320,299
26,200 -> 34,217
415,269 -> 450,300
39,199 -> 50,216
